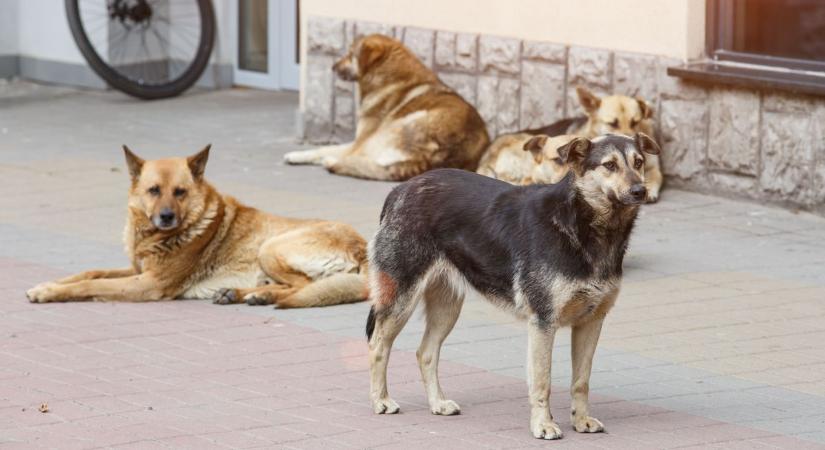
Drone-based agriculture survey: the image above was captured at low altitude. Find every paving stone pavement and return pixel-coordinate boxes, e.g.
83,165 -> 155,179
1,81 -> 824,449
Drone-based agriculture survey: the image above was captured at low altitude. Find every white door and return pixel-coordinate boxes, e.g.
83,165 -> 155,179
231,0 -> 299,90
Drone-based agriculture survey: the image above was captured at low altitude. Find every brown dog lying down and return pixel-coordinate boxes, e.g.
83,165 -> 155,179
476,133 -> 577,185
477,86 -> 662,201
27,146 -> 368,308
284,34 -> 490,181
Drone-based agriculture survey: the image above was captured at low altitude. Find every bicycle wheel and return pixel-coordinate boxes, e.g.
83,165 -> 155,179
66,0 -> 215,100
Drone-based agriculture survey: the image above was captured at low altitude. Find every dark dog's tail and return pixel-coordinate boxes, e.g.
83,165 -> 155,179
366,305 -> 376,341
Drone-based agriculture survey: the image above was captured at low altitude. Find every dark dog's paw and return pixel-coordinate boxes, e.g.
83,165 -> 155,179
212,288 -> 238,305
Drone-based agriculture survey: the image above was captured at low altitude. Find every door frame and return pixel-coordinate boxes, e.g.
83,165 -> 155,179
229,0 -> 299,91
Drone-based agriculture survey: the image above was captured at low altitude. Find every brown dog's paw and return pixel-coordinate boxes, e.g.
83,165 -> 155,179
244,293 -> 273,306
26,282 -> 59,303
212,288 -> 238,305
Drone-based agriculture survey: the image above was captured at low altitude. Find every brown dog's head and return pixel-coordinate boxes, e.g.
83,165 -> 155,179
332,34 -> 428,88
522,134 -> 577,185
558,133 -> 660,206
123,145 -> 211,231
576,86 -> 653,138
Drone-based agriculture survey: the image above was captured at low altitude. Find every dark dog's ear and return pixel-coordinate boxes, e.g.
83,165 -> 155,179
556,137 -> 591,165
357,35 -> 388,72
123,145 -> 144,180
636,97 -> 653,119
187,144 -> 211,180
523,135 -> 548,163
634,133 -> 660,156
576,86 -> 601,114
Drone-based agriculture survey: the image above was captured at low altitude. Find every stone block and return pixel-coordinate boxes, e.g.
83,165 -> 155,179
707,87 -> 760,176
759,112 -> 813,202
303,55 -> 335,143
656,57 -> 708,100
439,72 -> 477,106
479,36 -> 520,75
307,16 -> 345,55
762,91 -> 818,114
354,21 -> 396,40
455,33 -> 478,72
566,46 -> 612,115
477,76 -> 520,136
519,61 -> 566,129
435,31 -> 456,68
659,99 -> 708,180
402,27 -> 435,68
613,51 -> 658,103
522,41 -> 566,64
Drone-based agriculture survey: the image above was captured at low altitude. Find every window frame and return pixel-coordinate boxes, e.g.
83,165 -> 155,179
706,0 -> 825,74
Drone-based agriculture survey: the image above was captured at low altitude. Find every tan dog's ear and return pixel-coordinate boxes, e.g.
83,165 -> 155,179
187,144 -> 211,180
357,36 -> 387,72
123,145 -> 144,180
556,137 -> 591,165
636,97 -> 653,119
634,133 -> 660,156
523,135 -> 548,163
576,86 -> 601,114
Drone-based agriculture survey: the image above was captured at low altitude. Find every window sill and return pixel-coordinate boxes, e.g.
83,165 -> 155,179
667,60 -> 825,97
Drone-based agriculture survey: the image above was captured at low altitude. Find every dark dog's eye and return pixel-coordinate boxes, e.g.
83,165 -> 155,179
603,161 -> 617,172
634,159 -> 644,169
147,185 -> 160,196
173,188 -> 187,198
610,119 -> 619,128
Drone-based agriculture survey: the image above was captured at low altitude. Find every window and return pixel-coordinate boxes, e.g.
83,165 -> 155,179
669,0 -> 825,96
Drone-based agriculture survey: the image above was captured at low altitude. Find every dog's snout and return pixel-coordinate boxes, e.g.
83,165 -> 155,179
159,208 -> 176,224
630,184 -> 647,200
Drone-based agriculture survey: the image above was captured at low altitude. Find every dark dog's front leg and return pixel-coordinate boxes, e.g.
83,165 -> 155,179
27,273 -> 164,303
570,316 -> 606,433
527,318 -> 562,440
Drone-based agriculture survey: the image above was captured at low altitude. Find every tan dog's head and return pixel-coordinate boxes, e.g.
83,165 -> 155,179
576,86 -> 653,138
522,134 -> 577,185
332,34 -> 428,87
556,133 -> 660,206
123,145 -> 211,231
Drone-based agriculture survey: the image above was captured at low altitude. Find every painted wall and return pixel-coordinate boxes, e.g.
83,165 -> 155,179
300,0 -> 706,60
0,0 -> 19,56
298,0 -> 707,108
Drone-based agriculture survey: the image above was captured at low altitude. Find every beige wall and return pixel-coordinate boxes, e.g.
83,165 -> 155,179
299,0 -> 706,107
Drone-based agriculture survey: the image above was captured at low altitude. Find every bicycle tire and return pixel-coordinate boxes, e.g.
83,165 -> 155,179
65,0 -> 216,100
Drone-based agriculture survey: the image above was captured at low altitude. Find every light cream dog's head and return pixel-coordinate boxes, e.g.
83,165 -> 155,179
123,145 -> 211,232
521,134 -> 578,185
576,86 -> 653,138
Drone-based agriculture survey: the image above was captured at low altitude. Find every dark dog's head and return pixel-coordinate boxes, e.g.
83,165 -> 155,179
555,133 -> 660,206
123,145 -> 211,231
576,86 -> 653,137
332,34 -> 428,89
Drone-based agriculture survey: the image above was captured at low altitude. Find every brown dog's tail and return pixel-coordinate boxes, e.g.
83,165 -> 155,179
278,273 -> 368,308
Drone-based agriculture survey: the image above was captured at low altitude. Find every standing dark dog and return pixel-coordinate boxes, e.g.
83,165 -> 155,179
366,133 -> 660,440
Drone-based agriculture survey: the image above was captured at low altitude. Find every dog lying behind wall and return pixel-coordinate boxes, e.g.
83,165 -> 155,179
27,146 -> 368,308
477,86 -> 663,202
366,133 -> 660,440
284,34 -> 490,181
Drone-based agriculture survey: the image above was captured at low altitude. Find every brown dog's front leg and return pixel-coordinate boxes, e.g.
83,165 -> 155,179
27,273 -> 164,303
54,268 -> 137,284
527,318 -> 562,440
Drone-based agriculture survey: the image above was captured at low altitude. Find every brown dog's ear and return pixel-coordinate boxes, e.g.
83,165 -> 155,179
634,133 -> 660,156
576,86 -> 601,114
357,36 -> 387,72
123,145 -> 144,180
523,135 -> 548,163
187,144 -> 211,180
556,137 -> 591,165
636,97 -> 653,119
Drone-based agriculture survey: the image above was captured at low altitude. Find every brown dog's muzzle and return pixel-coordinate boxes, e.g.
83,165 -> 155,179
332,56 -> 357,81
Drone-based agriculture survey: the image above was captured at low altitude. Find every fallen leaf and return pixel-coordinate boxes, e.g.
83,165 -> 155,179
38,403 -> 49,413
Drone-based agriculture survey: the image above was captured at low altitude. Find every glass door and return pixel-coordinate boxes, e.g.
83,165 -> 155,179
232,0 -> 299,90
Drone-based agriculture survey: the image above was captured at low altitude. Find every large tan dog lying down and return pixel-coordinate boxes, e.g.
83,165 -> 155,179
284,34 -> 490,181
27,146 -> 368,308
476,134 -> 577,185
